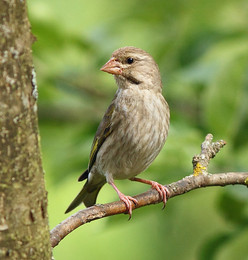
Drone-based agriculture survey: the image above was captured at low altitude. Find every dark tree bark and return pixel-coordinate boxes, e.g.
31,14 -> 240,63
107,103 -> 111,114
0,1 -> 52,259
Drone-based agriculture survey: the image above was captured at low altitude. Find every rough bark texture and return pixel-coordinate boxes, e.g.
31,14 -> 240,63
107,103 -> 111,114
0,1 -> 52,259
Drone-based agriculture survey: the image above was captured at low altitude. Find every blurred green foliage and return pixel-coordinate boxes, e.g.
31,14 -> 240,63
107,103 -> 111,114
27,0 -> 248,259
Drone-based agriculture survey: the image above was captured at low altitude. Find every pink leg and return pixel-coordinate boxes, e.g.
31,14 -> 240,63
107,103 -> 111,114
130,177 -> 170,208
109,181 -> 138,219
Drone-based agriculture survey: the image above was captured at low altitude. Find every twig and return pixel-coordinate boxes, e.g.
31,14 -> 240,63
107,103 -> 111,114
192,133 -> 226,175
50,134 -> 248,248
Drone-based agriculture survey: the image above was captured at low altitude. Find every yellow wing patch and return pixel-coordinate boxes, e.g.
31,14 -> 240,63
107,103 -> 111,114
87,103 -> 116,172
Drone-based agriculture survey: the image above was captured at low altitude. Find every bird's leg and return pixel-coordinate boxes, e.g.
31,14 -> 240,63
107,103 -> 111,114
130,177 -> 170,208
109,180 -> 138,219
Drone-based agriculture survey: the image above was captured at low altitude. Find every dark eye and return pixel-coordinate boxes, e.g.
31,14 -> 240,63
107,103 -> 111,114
127,57 -> 134,64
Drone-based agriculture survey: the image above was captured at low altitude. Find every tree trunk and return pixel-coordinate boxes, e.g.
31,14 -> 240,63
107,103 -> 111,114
0,1 -> 52,259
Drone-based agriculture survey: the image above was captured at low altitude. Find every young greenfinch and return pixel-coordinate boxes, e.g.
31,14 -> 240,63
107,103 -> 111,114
65,47 -> 170,217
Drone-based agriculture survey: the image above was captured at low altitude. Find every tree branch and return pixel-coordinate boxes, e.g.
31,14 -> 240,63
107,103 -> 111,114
192,133 -> 226,175
50,134 -> 248,248
50,172 -> 248,247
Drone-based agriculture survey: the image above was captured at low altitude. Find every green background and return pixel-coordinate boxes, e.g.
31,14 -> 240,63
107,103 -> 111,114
27,0 -> 248,259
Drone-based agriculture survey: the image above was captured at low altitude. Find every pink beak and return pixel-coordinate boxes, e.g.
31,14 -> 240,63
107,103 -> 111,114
100,57 -> 122,75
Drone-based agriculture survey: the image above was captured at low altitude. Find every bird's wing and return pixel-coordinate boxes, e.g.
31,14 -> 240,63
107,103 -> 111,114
88,102 -> 116,171
78,101 -> 119,181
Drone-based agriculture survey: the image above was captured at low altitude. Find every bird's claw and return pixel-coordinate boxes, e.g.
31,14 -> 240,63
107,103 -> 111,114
130,177 -> 170,209
150,181 -> 170,208
119,194 -> 138,220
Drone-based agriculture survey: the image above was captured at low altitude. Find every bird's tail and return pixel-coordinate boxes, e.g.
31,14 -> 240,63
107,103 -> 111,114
65,180 -> 105,214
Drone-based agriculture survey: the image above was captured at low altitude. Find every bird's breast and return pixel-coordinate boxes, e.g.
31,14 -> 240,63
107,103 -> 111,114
96,88 -> 170,180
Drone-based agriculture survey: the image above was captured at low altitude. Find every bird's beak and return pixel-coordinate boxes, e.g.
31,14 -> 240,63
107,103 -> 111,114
100,57 -> 122,75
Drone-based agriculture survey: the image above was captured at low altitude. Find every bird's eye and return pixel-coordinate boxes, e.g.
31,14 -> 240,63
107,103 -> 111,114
126,57 -> 134,64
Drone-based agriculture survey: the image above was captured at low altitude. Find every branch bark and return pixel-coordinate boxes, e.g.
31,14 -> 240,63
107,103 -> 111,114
50,134 -> 248,248
50,172 -> 248,248
50,134 -> 248,247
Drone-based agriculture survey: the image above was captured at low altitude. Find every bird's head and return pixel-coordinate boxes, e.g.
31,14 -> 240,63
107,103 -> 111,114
101,46 -> 162,92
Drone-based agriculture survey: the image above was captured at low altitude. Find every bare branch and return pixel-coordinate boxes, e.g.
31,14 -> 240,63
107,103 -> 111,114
50,172 -> 248,248
192,133 -> 226,175
50,134 -> 248,248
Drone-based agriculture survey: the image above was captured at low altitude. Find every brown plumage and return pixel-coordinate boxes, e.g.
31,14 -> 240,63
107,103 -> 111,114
65,47 -> 170,217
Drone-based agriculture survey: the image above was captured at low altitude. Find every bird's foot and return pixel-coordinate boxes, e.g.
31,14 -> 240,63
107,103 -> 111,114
118,193 -> 138,219
109,180 -> 138,219
130,177 -> 170,208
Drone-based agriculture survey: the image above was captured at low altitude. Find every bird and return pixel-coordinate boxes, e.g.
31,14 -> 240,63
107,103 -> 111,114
65,46 -> 170,218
